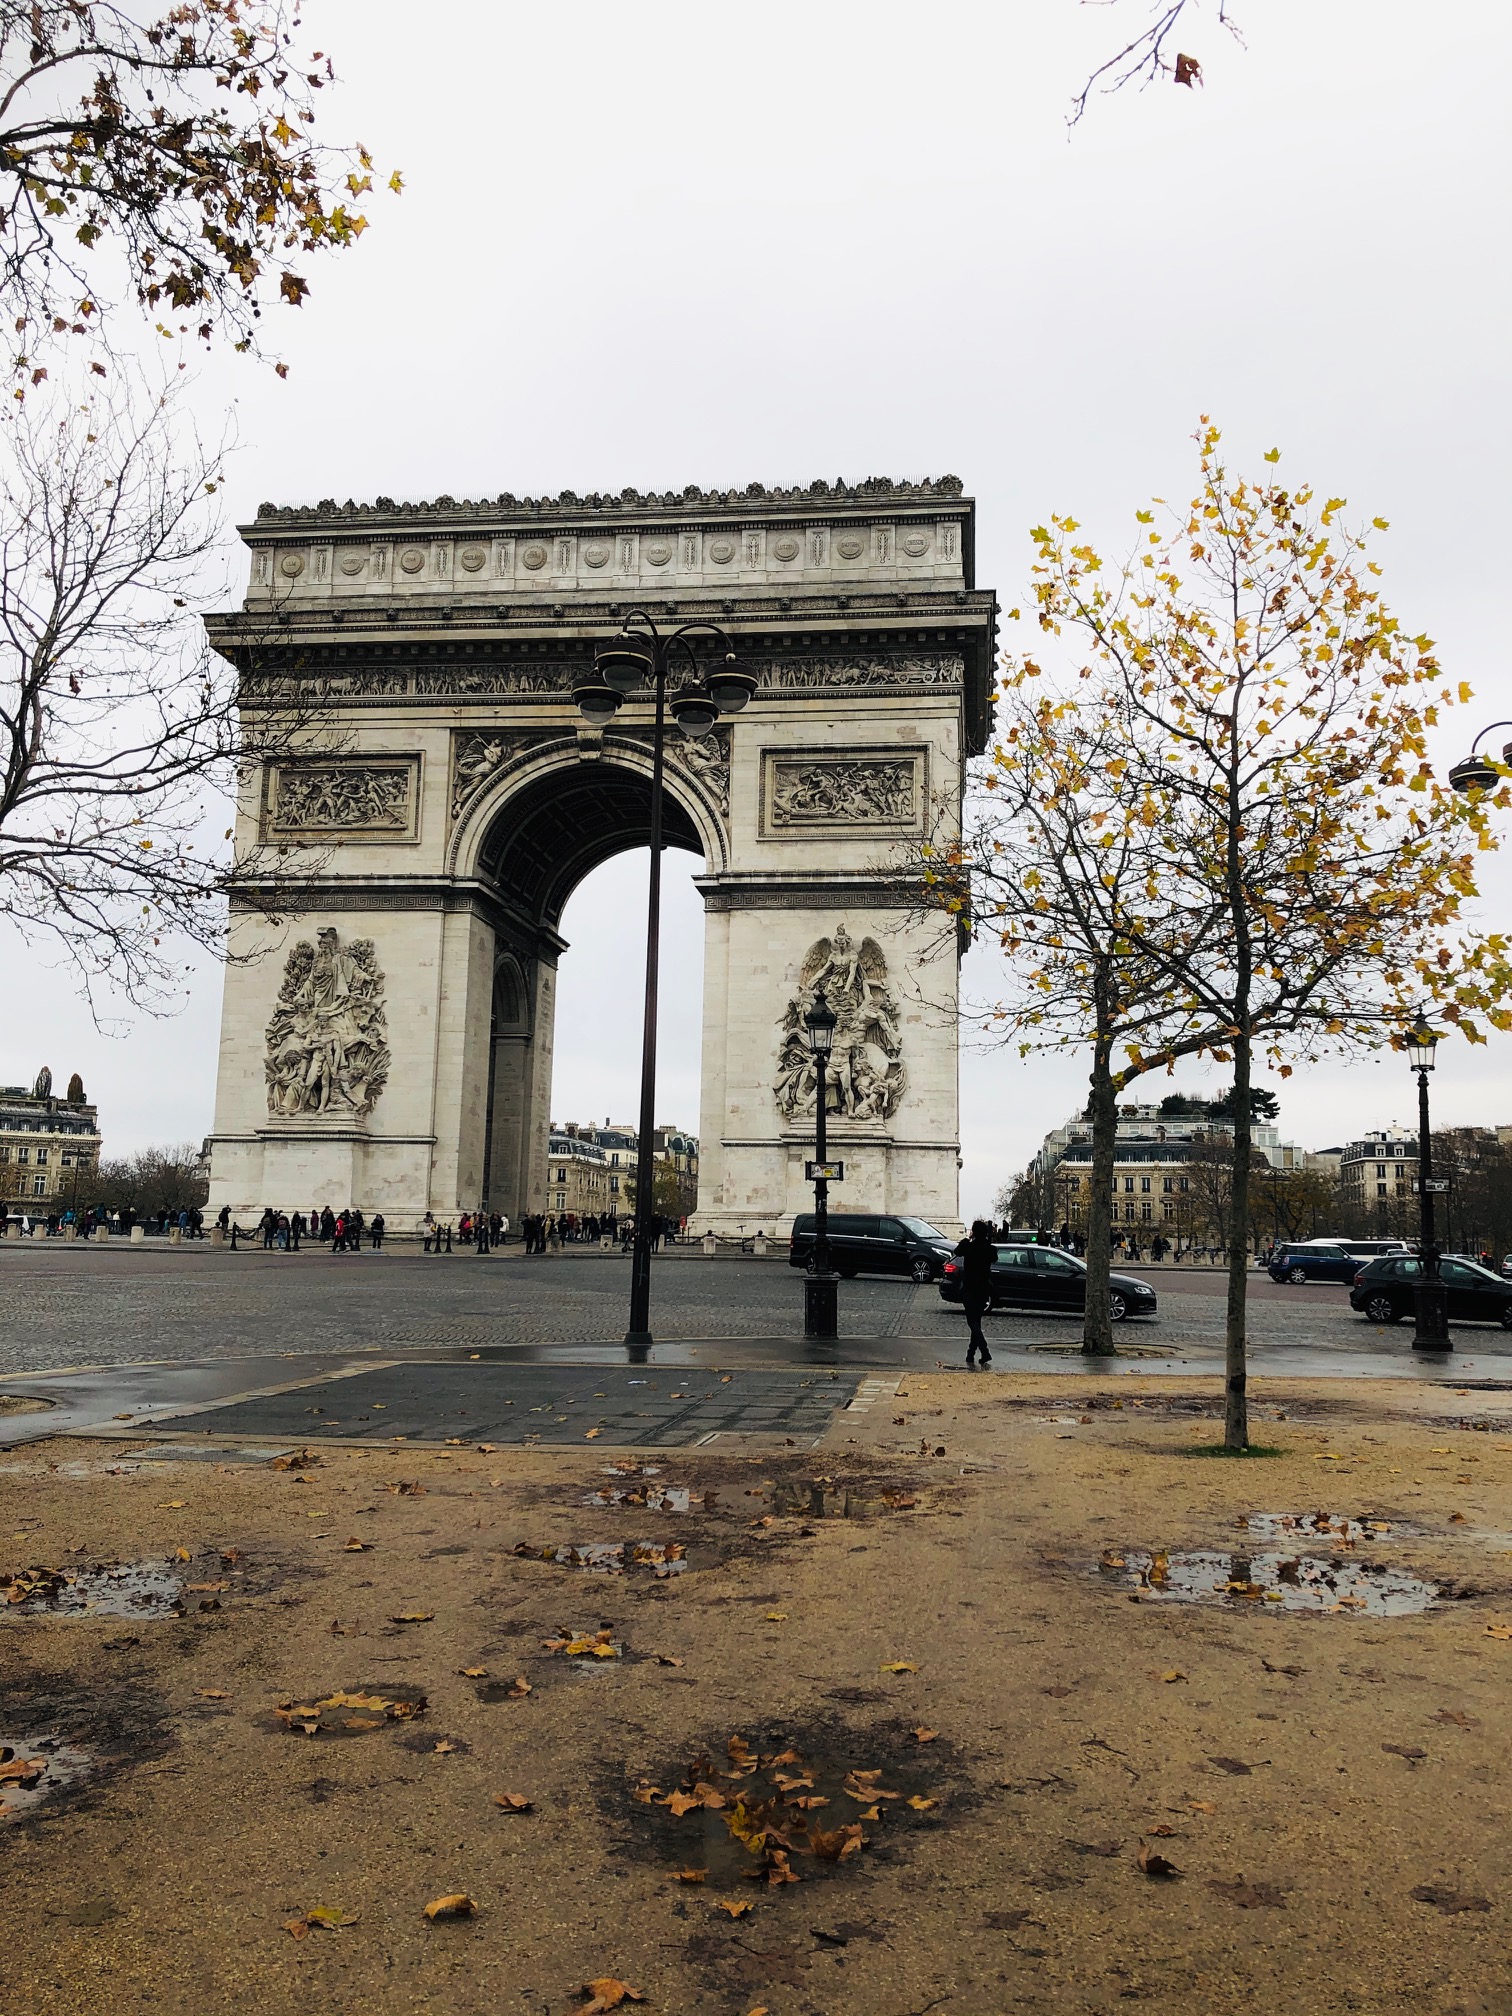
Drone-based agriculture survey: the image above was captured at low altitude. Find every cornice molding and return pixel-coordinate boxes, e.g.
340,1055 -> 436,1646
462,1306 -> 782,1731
248,475 -> 967,530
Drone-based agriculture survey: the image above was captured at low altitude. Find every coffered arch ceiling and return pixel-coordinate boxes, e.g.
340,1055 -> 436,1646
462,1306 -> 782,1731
475,761 -> 704,932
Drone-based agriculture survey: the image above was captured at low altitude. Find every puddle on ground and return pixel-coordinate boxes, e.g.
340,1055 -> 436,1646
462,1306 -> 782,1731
3,1561 -> 184,1619
513,1540 -> 691,1576
1238,1511 -> 1421,1545
629,1728 -> 947,1888
0,1395 -> 54,1416
761,1479 -> 919,1520
271,1687 -> 428,1738
0,1737 -> 92,1819
1099,1548 -> 1438,1615
584,1485 -> 715,1513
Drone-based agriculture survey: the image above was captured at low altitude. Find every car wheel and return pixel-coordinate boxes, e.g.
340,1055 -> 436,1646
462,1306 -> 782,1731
1364,1293 -> 1401,1325
1500,1304 -> 1512,1331
1288,1266 -> 1308,1285
839,1267 -> 858,1280
1109,1292 -> 1128,1323
910,1257 -> 934,1284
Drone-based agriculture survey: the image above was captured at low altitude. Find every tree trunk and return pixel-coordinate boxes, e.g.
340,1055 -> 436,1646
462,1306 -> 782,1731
1224,1033 -> 1252,1449
1082,1049 -> 1118,1354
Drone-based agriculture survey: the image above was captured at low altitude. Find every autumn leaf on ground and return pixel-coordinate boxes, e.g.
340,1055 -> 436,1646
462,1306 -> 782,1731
672,1869 -> 706,1884
1484,1623 -> 1512,1640
461,1666 -> 488,1678
1188,1800 -> 1217,1815
579,1980 -> 646,2013
655,1655 -> 684,1668
423,1894 -> 478,1920
585,1429 -> 602,1440
909,1727 -> 938,1743
504,1676 -> 532,1698
157,1500 -> 187,1509
906,1795 -> 937,1811
716,1899 -> 753,1918
1432,1709 -> 1480,1728
494,1793 -> 533,1812
880,1661 -> 918,1674
432,1740 -> 459,1755
195,1688 -> 230,1700
1152,1669 -> 1188,1684
664,1791 -> 702,1817
285,1906 -> 360,1936
1411,1885 -> 1490,1914
391,1611 -> 435,1624
1136,1840 -> 1182,1879
343,1539 -> 371,1551
1207,1876 -> 1286,1908
764,1612 -> 788,1623
1382,1743 -> 1427,1762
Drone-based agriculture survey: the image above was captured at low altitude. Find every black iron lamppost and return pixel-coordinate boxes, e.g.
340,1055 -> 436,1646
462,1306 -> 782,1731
802,989 -> 839,1339
574,611 -> 755,1350
1405,1010 -> 1449,1350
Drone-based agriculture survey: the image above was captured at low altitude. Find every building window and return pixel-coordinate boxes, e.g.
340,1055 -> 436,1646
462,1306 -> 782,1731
1140,1176 -> 1150,1192
1140,1201 -> 1152,1221
1376,1164 -> 1386,1178
1179,1178 -> 1189,1193
1123,1202 -> 1135,1221
32,1175 -> 46,1196
35,1147 -> 47,1166
1123,1177 -> 1134,1192
16,1147 -> 28,1165
1162,1177 -> 1173,1192
1376,1182 -> 1387,1197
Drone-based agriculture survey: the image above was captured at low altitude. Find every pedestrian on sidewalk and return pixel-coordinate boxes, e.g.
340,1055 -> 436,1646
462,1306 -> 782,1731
371,1212 -> 385,1250
953,1219 -> 995,1368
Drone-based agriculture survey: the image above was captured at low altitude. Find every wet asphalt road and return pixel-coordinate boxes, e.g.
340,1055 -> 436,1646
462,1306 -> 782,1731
1,1241 -> 1510,1380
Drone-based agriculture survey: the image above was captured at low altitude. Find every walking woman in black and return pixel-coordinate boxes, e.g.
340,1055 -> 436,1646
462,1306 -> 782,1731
954,1219 -> 995,1367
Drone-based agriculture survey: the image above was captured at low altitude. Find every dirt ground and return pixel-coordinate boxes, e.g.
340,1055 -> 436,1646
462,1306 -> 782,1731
2,1373 -> 1510,2016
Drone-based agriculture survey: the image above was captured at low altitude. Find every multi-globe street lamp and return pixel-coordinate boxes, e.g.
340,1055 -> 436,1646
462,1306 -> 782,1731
573,611 -> 756,1350
1404,1010 -> 1449,1351
1448,722 -> 1512,795
802,989 -> 840,1340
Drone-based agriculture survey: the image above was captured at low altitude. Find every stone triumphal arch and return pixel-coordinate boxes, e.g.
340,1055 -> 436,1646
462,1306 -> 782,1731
203,480 -> 997,1234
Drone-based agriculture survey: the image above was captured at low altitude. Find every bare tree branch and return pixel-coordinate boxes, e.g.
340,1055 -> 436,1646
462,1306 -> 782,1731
1069,0 -> 1245,127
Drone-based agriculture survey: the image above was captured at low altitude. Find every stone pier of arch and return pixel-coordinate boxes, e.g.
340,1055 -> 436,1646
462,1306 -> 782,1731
202,480 -> 997,1235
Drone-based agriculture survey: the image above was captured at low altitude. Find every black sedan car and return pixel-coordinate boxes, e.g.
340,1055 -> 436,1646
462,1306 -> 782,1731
1350,1253 -> 1512,1329
937,1244 -> 1158,1323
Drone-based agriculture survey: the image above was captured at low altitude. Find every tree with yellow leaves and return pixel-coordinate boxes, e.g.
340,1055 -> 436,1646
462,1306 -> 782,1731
1026,421 -> 1512,1446
913,674 -> 1213,1353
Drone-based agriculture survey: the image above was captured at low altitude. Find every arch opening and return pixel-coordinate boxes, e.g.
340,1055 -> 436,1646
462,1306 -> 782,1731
472,758 -> 710,1227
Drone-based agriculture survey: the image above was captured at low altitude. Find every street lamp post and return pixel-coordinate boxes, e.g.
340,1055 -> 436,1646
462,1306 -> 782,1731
574,612 -> 755,1350
1405,1010 -> 1449,1350
802,989 -> 839,1339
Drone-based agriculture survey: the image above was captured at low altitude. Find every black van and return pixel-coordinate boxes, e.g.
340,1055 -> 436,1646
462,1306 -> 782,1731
788,1213 -> 956,1283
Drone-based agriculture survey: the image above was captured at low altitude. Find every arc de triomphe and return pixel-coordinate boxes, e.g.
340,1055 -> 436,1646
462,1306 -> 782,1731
203,478 -> 997,1234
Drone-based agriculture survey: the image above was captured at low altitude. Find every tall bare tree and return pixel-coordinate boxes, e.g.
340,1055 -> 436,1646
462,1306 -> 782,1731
0,368 -> 322,1013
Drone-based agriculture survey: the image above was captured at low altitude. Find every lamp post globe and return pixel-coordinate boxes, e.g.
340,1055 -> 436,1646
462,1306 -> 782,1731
1448,724 -> 1512,796
573,679 -> 623,727
707,656 -> 757,715
668,685 -> 720,738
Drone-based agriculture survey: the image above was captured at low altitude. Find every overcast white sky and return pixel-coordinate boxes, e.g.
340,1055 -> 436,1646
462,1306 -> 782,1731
2,0 -> 1509,1216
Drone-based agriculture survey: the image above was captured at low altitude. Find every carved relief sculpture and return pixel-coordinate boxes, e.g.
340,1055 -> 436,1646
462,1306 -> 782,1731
770,756 -> 915,827
450,728 -> 553,821
774,925 -> 907,1124
269,763 -> 412,833
265,929 -> 391,1119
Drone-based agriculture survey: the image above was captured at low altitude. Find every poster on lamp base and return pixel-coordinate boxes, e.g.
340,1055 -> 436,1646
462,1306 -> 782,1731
805,1161 -> 845,1182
